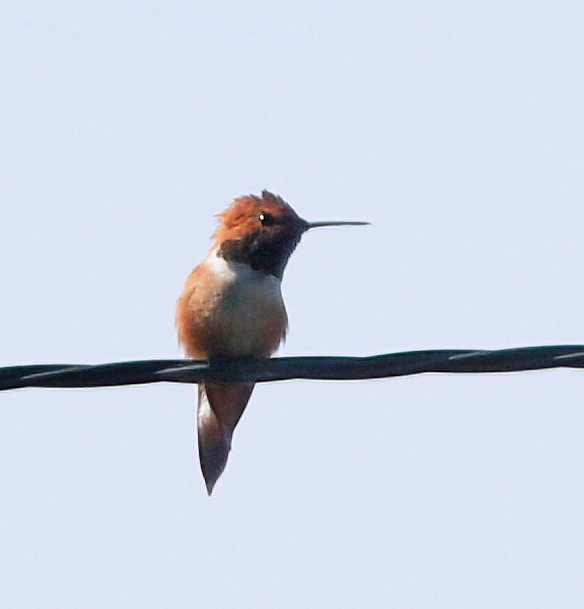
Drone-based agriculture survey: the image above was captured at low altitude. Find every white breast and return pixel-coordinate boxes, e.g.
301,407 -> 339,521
204,251 -> 286,355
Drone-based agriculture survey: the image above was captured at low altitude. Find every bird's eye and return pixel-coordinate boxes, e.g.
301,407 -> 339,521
258,211 -> 274,226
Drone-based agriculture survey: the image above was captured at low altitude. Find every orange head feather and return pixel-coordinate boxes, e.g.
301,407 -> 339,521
209,190 -> 368,278
212,190 -> 309,278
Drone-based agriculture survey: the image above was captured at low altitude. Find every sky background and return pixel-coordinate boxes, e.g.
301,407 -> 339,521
2,2 -> 584,607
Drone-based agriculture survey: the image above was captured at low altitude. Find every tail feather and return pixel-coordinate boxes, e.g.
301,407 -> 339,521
197,382 -> 254,495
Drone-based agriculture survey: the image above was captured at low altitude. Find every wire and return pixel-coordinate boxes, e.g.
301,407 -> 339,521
2,345 -> 584,391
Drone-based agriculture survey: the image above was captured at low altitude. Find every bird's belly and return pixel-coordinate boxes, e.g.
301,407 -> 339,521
178,259 -> 287,359
214,273 -> 287,356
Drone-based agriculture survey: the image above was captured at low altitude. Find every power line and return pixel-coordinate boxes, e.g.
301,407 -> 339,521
2,345 -> 584,391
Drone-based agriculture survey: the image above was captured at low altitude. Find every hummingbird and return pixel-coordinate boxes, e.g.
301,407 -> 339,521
176,190 -> 367,494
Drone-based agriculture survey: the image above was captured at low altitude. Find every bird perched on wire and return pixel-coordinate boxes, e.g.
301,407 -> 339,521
176,190 -> 367,494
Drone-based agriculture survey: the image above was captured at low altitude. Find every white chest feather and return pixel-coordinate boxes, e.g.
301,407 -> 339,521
206,251 -> 283,307
203,251 -> 287,355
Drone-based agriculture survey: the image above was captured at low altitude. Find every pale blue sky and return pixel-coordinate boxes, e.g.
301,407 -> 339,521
2,2 -> 584,608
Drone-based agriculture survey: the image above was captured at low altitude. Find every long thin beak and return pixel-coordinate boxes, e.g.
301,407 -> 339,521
306,220 -> 370,229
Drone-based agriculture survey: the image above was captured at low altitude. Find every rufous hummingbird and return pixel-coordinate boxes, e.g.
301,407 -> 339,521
176,190 -> 367,494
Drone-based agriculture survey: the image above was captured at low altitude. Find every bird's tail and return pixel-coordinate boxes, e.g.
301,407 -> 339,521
197,382 -> 254,495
